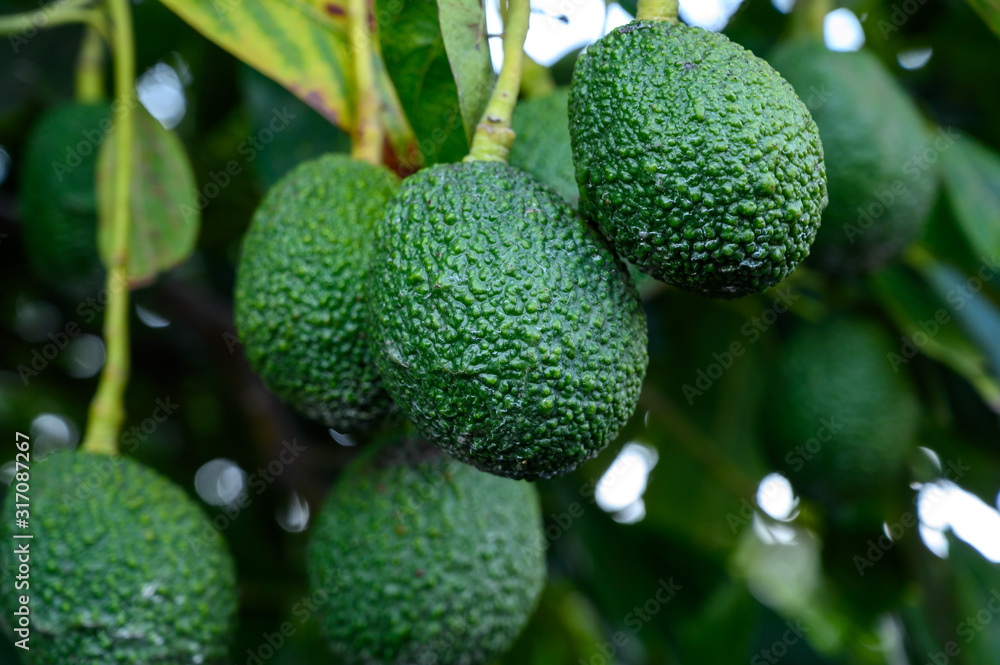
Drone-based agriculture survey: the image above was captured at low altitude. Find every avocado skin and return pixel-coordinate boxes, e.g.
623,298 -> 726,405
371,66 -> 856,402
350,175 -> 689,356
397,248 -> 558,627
764,316 -> 919,500
368,161 -> 648,480
769,40 -> 938,274
235,154 -> 400,432
0,451 -> 238,665
307,439 -> 545,665
20,103 -> 110,295
569,21 -> 827,299
510,88 -> 579,205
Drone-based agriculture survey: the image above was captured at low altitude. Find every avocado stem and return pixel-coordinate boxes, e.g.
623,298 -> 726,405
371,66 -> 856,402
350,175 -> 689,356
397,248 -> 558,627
636,0 -> 678,23
465,0 -> 531,163
790,0 -> 831,40
0,0 -> 109,39
81,0 -> 135,457
348,0 -> 384,166
75,25 -> 106,103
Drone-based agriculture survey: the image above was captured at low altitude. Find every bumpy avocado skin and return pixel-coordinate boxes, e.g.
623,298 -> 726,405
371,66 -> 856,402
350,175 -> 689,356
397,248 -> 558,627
0,452 -> 237,665
368,161 -> 648,480
569,21 -> 827,299
307,439 -> 545,665
769,40 -> 937,274
235,154 -> 400,432
510,88 -> 579,205
764,316 -> 919,500
20,103 -> 109,295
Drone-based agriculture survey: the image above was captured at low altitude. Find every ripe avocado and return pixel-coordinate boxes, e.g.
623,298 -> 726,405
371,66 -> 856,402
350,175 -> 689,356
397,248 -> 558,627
769,40 -> 938,273
569,21 -> 827,299
307,437 -> 545,665
0,451 -> 238,664
20,103 -> 109,295
510,88 -> 579,205
235,154 -> 400,432
764,316 -> 919,500
368,161 -> 648,480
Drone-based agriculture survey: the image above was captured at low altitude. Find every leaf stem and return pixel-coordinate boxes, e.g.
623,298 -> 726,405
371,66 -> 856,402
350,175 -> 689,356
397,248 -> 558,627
0,0 -> 106,36
636,0 -> 678,23
348,0 -> 383,166
790,0 -> 831,39
464,0 -> 530,163
75,24 -> 105,103
81,0 -> 135,456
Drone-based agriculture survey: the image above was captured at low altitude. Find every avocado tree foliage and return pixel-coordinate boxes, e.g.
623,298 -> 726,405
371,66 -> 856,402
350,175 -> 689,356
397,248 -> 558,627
1,0 -> 1000,662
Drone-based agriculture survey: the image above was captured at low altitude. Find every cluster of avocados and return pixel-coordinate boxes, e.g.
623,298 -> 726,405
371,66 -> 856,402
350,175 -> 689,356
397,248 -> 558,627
227,14 -> 938,665
4,5 -> 941,663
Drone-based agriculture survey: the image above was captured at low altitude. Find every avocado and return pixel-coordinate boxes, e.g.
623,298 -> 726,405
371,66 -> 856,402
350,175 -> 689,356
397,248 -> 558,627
569,21 -> 827,299
764,315 -> 919,500
769,40 -> 938,273
368,161 -> 648,479
20,103 -> 109,296
0,451 -> 237,664
235,154 -> 400,433
510,88 -> 579,205
307,437 -> 545,665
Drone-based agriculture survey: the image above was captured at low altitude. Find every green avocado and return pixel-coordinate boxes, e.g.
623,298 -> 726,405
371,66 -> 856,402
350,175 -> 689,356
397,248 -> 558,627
769,40 -> 938,274
0,451 -> 237,664
368,161 -> 648,480
764,316 -> 919,500
20,103 -> 109,295
307,437 -> 545,665
569,21 -> 827,299
235,154 -> 400,433
510,88 -> 579,205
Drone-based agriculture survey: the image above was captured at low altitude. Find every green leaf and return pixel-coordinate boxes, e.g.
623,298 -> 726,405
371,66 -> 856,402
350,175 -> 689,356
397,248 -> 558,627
437,0 -> 495,143
156,0 -> 418,167
379,0 -> 469,165
157,0 -> 354,128
964,0 -> 1000,39
869,263 -> 1000,411
942,132 -> 1000,260
96,108 -> 200,287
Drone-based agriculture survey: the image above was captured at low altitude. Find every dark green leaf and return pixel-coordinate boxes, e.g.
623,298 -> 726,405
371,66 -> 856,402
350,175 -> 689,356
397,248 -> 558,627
942,133 -> 1000,260
870,263 -> 1000,411
437,0 -> 494,143
378,0 -> 469,165
964,0 -> 1000,39
96,107 -> 200,286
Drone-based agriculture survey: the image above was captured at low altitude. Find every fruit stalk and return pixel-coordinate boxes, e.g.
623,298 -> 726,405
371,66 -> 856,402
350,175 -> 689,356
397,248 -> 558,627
81,0 -> 135,456
636,0 -> 678,23
75,25 -> 105,103
0,0 -> 108,37
790,0 -> 831,39
465,0 -> 531,163
348,0 -> 384,166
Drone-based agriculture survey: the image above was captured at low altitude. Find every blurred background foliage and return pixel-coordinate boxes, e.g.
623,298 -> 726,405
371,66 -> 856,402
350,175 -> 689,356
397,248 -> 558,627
1,0 -> 999,663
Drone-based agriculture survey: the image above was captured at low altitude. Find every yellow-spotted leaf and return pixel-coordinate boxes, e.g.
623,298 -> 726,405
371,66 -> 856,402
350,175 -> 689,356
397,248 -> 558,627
96,107 -> 200,287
